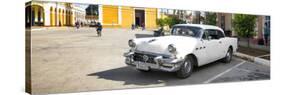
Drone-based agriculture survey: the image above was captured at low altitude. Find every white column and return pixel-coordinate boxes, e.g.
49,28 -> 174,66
98,5 -> 103,24
144,9 -> 147,27
71,11 -> 75,25
157,9 -> 161,19
231,14 -> 236,36
34,7 -> 38,22
225,13 -> 232,31
44,6 -> 50,26
133,8 -> 135,25
118,6 -> 122,25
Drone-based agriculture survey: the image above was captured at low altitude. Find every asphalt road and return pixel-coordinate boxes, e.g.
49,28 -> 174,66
29,27 -> 270,94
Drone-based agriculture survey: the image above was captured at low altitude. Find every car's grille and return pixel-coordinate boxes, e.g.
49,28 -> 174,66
133,52 -> 170,64
133,53 -> 156,63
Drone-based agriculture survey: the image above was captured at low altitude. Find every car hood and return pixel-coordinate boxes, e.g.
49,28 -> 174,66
134,36 -> 199,56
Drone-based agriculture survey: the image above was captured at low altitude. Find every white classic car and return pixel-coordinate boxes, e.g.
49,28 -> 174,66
124,24 -> 238,78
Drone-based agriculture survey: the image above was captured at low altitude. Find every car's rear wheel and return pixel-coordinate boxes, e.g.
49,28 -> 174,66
176,56 -> 194,78
222,48 -> 233,63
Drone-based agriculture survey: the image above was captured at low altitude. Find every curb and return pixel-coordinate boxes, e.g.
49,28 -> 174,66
233,52 -> 270,67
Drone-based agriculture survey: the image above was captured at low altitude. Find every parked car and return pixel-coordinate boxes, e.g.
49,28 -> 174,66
123,24 -> 238,78
89,21 -> 97,27
153,27 -> 165,37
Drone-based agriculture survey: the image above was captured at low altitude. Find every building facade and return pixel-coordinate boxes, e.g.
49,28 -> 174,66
216,13 -> 233,36
216,13 -> 270,37
98,5 -> 158,29
25,1 -> 86,27
216,13 -> 270,46
26,1 -> 158,29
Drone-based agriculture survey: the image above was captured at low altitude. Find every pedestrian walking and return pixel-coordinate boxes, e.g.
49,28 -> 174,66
96,22 -> 103,37
75,21 -> 80,29
131,24 -> 135,30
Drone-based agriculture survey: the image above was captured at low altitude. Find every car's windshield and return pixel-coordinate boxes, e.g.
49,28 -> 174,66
171,26 -> 202,38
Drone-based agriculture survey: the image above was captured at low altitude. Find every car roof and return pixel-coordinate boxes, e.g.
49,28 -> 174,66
173,24 -> 224,32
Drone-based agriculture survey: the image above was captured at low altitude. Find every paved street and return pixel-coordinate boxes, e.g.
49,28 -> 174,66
30,27 -> 270,94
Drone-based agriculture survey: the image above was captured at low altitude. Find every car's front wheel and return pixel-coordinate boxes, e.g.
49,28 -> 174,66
176,56 -> 194,78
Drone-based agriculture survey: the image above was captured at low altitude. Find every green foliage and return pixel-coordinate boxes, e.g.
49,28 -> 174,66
205,13 -> 217,25
233,14 -> 257,38
170,16 -> 186,27
156,16 -> 185,28
156,18 -> 166,27
86,5 -> 99,16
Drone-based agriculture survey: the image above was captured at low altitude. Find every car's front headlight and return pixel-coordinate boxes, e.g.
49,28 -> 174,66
168,44 -> 176,53
128,39 -> 136,48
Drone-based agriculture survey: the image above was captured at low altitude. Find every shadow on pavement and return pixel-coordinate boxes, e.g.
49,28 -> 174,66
135,34 -> 154,38
87,66 -> 180,85
87,59 -> 248,86
87,62 -> 225,86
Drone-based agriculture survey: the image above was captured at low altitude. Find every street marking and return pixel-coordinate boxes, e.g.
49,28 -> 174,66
203,61 -> 246,84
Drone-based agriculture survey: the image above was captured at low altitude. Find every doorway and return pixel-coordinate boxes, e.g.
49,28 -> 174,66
25,5 -> 45,27
135,9 -> 145,28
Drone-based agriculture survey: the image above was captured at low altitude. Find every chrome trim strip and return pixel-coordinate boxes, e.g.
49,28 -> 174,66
134,50 -> 171,58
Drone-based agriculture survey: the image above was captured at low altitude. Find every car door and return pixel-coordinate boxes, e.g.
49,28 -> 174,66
204,29 -> 222,62
194,31 -> 210,66
216,30 -> 227,58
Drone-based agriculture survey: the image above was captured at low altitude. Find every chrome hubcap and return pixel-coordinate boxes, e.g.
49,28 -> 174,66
184,60 -> 191,73
226,50 -> 231,61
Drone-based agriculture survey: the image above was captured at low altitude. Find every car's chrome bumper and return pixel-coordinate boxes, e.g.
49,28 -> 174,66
123,52 -> 184,72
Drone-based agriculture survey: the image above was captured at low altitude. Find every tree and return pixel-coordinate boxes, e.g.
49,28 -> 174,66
165,16 -> 185,28
86,5 -> 99,16
156,18 -> 166,28
156,16 -> 185,29
233,14 -> 257,47
205,12 -> 217,25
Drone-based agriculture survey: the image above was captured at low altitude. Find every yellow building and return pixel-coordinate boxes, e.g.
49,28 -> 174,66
98,5 -> 158,29
26,1 -> 158,29
25,1 -> 86,27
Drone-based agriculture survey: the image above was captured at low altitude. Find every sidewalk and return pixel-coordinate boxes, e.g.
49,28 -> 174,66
234,46 -> 270,66
238,46 -> 270,60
